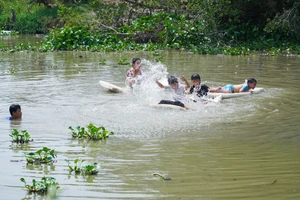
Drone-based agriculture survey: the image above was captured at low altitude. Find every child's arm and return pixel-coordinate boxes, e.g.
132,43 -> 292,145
239,80 -> 249,92
239,85 -> 249,92
155,80 -> 165,88
180,75 -> 190,90
209,87 -> 222,93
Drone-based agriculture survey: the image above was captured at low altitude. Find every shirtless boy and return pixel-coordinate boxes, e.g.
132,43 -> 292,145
210,78 -> 257,93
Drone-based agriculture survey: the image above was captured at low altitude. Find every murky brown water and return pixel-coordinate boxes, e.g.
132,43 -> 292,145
0,36 -> 300,200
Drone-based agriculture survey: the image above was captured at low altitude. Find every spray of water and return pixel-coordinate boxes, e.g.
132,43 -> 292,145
132,60 -> 171,105
131,59 -> 219,109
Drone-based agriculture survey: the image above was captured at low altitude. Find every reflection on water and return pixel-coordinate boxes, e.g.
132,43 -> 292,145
0,49 -> 299,200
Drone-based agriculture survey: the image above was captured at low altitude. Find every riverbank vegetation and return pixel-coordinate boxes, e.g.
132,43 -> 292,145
1,0 -> 299,55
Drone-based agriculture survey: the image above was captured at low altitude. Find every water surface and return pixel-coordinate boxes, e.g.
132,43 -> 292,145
0,47 -> 299,199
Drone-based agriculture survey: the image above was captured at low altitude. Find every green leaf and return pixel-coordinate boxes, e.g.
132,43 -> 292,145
42,147 -> 51,152
20,178 -> 26,184
35,149 -> 43,155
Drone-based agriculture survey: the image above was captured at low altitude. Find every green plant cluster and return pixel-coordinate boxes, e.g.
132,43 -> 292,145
7,123 -> 112,195
0,30 -> 18,36
25,147 -> 57,164
1,0 -> 299,55
10,129 -> 33,143
38,10 -> 300,54
20,177 -> 59,193
69,123 -> 114,140
117,58 -> 129,65
39,12 -> 209,51
0,43 -> 37,52
130,13 -> 209,49
6,128 -> 59,194
65,158 -> 99,175
0,0 -> 58,34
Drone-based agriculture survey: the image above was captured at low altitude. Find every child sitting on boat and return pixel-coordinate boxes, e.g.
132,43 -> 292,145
210,78 -> 257,93
156,75 -> 190,109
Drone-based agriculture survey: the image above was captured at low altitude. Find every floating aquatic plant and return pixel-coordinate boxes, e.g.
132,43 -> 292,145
155,56 -> 164,62
10,129 -> 33,143
152,173 -> 171,180
69,123 -> 114,140
99,59 -> 106,65
20,177 -> 59,193
117,58 -> 129,65
65,158 -> 99,175
25,147 -> 57,164
81,163 -> 99,175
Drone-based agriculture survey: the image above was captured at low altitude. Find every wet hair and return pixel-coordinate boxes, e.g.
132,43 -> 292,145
168,76 -> 178,84
247,78 -> 257,84
132,58 -> 141,65
9,104 -> 21,115
191,74 -> 201,80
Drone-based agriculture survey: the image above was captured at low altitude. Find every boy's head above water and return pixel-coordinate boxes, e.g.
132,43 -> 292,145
9,104 -> 22,120
247,78 -> 257,89
132,57 -> 141,65
168,76 -> 179,89
191,73 -> 201,86
132,58 -> 141,69
168,76 -> 178,84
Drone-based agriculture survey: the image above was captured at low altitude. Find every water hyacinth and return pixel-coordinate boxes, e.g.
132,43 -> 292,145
25,147 -> 57,164
69,123 -> 114,140
10,129 -> 33,143
20,177 -> 59,193
65,158 -> 99,175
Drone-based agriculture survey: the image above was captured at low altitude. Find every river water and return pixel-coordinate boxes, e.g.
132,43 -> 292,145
0,36 -> 300,200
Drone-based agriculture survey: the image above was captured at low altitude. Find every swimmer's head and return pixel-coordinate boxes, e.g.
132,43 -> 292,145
191,74 -> 201,87
168,76 -> 178,84
247,78 -> 257,89
191,74 -> 200,80
132,58 -> 141,70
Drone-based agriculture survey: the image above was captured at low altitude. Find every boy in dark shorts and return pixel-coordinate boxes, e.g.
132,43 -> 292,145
156,75 -> 190,109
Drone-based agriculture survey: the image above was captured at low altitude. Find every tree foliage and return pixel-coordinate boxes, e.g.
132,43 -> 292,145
265,1 -> 300,36
1,0 -> 299,54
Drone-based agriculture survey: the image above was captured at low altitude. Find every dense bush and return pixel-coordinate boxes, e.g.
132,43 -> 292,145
0,0 -> 58,33
12,14 -> 41,34
41,26 -> 94,50
1,0 -> 300,54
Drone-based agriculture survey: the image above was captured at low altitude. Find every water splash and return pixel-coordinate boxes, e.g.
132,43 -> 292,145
132,60 -> 170,105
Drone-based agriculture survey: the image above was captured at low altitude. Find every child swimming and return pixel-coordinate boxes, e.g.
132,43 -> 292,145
7,104 -> 22,120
